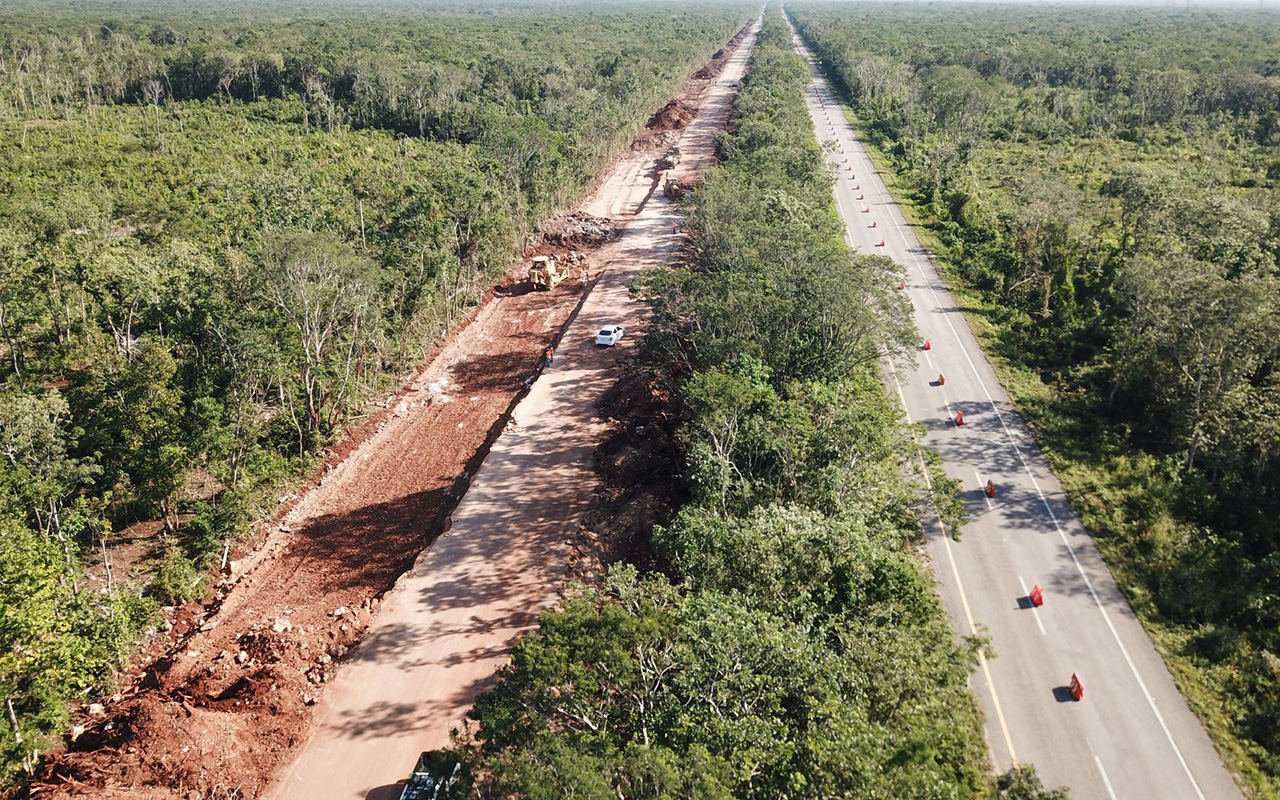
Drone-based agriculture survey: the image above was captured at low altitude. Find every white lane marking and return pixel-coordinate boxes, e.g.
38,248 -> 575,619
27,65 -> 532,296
809,54 -> 1209,800
1097,758 -> 1121,800
888,368 -> 1020,768
1016,574 -> 1047,637
826,126 -> 956,420
975,470 -> 995,510
1089,741 -> 1122,800
875,147 -> 1210,800
803,71 -> 1013,762
914,350 -> 956,416
828,162 -> 854,232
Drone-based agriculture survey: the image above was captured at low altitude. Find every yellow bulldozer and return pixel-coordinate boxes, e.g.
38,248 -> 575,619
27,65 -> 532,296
528,255 -> 567,290
664,173 -> 701,200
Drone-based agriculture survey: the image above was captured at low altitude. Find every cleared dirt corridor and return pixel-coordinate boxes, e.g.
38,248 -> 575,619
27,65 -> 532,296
265,24 -> 760,800
34,20 -> 757,800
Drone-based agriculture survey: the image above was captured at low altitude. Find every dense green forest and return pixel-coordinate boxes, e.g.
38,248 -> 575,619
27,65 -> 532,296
460,14 -> 1065,799
0,0 -> 753,785
789,2 -> 1280,795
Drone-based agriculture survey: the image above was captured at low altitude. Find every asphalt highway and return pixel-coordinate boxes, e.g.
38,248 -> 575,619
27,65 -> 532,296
786,17 -> 1243,800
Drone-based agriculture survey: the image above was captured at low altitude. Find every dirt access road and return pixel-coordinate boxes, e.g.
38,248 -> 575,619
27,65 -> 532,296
266,23 -> 761,800
34,21 -> 756,800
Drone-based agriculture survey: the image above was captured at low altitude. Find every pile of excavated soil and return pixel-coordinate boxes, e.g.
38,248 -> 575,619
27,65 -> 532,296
529,211 -> 618,250
628,18 -> 753,156
646,98 -> 697,132
630,99 -> 697,152
630,127 -> 681,153
694,21 -> 750,80
694,48 -> 729,79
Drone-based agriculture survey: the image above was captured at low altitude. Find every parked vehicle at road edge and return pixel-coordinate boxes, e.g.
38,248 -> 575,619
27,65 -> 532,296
399,750 -> 468,800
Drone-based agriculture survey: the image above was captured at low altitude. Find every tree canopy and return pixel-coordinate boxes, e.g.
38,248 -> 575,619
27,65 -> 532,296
0,0 -> 752,786
462,12 -> 1064,799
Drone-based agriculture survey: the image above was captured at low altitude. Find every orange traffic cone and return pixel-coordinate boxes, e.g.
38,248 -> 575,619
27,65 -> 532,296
897,281 -> 905,290
870,220 -> 877,228
1030,584 -> 1044,606
877,239 -> 886,247
854,183 -> 860,189
1069,673 -> 1084,701
937,373 -> 945,386
862,206 -> 870,213
985,479 -> 996,498
955,411 -> 965,426
923,339 -> 931,350
856,194 -> 864,200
